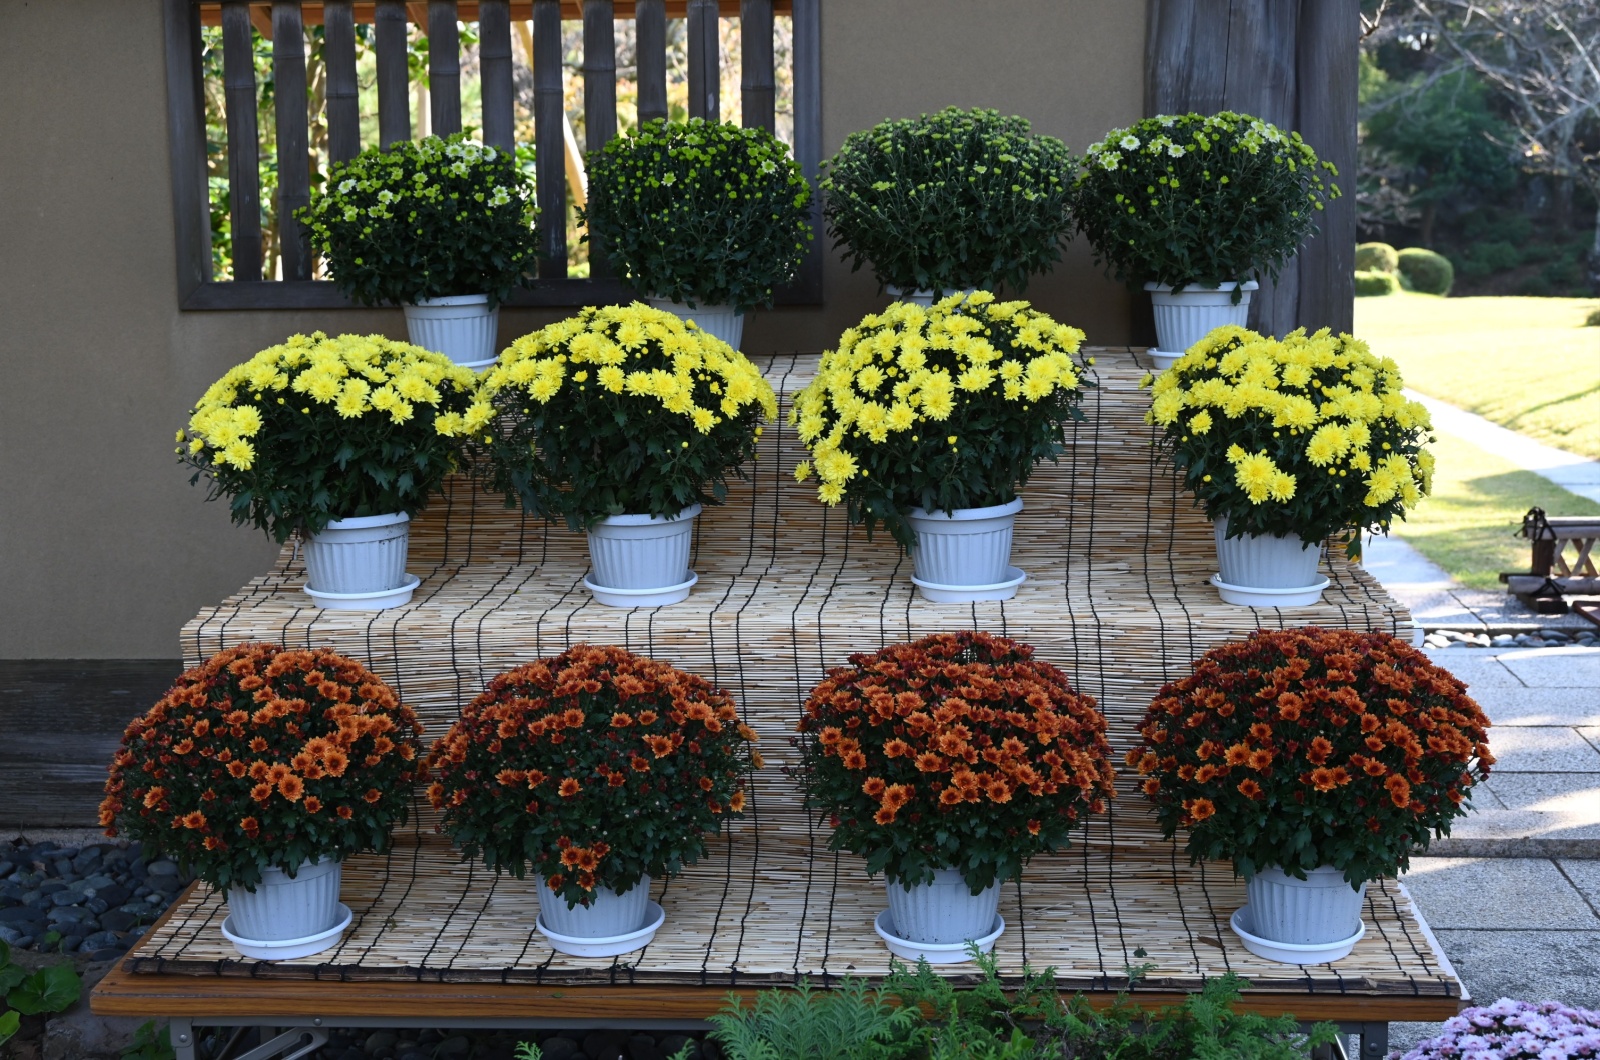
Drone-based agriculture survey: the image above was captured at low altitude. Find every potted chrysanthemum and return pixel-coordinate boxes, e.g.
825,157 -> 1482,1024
799,632 -> 1115,963
300,134 -> 538,367
1146,326 -> 1434,606
582,118 -> 812,348
180,332 -> 482,609
1127,627 -> 1492,963
424,645 -> 762,956
100,644 -> 425,960
822,107 -> 1077,301
1073,112 -> 1338,366
791,292 -> 1087,601
458,303 -> 777,607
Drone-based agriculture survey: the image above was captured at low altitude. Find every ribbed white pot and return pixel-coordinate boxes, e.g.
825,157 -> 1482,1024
536,876 -> 651,939
645,297 -> 744,349
1246,865 -> 1368,946
586,505 -> 701,590
1213,516 -> 1321,589
885,870 -> 1000,946
225,858 -> 343,943
303,512 -> 410,594
907,498 -> 1022,587
403,293 -> 499,368
1145,280 -> 1258,355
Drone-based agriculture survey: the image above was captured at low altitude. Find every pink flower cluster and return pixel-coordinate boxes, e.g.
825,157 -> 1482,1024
1397,998 -> 1600,1059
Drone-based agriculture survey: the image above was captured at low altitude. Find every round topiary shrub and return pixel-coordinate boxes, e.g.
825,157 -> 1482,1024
1354,269 -> 1401,297
1397,247 -> 1454,296
1354,242 -> 1398,273
1584,307 -> 1600,327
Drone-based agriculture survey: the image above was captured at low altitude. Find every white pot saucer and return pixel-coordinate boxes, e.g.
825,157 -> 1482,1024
872,910 -> 1005,965
1148,348 -> 1182,370
221,902 -> 352,961
304,573 -> 420,611
582,572 -> 698,608
537,901 -> 665,958
1210,573 -> 1329,608
912,566 -> 1026,604
1229,905 -> 1364,965
457,358 -> 499,371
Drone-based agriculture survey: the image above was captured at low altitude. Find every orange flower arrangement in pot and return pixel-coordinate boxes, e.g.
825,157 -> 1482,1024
1127,626 -> 1492,964
100,644 -> 425,960
798,631 -> 1116,964
425,645 -> 762,958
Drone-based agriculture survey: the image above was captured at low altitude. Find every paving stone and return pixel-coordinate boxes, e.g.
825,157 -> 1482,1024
1474,687 -> 1600,728
1481,727 -> 1600,773
1494,647 -> 1600,688
1399,858 -> 1600,929
1421,653 -> 1525,689
1430,929 -> 1600,1010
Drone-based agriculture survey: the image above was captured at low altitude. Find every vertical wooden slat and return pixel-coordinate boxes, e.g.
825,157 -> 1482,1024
533,0 -> 567,277
788,0 -> 821,300
375,0 -> 411,146
164,0 -> 213,294
1296,0 -> 1358,335
221,0 -> 263,281
634,0 -> 668,125
324,0 -> 361,162
582,0 -> 618,279
272,1 -> 313,281
479,0 -> 515,150
740,0 -> 775,132
428,1 -> 463,136
1144,0 -> 1231,116
686,0 -> 719,122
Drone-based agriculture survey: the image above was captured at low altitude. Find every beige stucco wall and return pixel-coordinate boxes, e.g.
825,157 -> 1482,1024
0,0 -> 1144,659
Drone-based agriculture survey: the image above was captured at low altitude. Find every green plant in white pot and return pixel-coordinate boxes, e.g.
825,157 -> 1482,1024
300,134 -> 538,368
580,118 -> 812,349
822,107 -> 1077,303
1074,112 -> 1338,367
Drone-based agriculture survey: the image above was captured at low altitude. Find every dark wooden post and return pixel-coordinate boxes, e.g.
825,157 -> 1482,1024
479,0 -> 515,150
272,1 -> 313,281
220,0 -> 263,281
163,0 -> 212,292
1296,0 -> 1358,334
686,0 -> 719,122
375,0 -> 412,147
789,0 -> 822,301
324,0 -> 361,163
533,0 -> 567,277
635,0 -> 668,124
583,0 -> 618,279
741,0 -> 775,132
428,1 -> 463,137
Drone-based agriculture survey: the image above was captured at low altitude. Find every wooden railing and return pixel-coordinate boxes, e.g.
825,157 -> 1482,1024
162,0 -> 821,310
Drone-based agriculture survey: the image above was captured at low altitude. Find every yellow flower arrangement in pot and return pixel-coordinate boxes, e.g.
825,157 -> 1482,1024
1147,326 -> 1434,606
791,292 -> 1088,602
452,303 -> 777,607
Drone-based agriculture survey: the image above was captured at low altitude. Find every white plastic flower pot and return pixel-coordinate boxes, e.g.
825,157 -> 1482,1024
1211,515 -> 1328,607
645,297 -> 744,349
303,512 -> 411,595
402,293 -> 500,368
1145,280 -> 1258,361
224,858 -> 344,945
907,499 -> 1023,601
584,504 -> 701,607
535,876 -> 652,939
884,869 -> 1001,946
1245,864 -> 1368,947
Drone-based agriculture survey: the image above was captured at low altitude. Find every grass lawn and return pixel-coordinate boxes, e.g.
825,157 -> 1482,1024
1354,292 -> 1600,460
1394,427 -> 1600,590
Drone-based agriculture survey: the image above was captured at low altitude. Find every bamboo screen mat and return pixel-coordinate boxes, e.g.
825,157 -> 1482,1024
136,348 -> 1452,997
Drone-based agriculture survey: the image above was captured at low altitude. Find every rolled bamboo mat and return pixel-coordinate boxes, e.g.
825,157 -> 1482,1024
148,348 -> 1446,996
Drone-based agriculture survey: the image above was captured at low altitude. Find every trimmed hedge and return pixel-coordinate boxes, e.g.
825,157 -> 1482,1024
1355,242 -> 1399,274
1398,247 -> 1454,296
1354,269 -> 1402,297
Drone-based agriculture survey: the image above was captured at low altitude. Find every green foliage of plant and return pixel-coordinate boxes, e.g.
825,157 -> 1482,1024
1586,307 -> 1600,326
1397,247 -> 1455,295
301,133 -> 539,307
582,118 -> 812,312
1355,242 -> 1399,273
821,107 -> 1077,295
180,333 -> 479,542
1363,70 -> 1516,215
1354,269 -> 1401,296
0,941 -> 81,1030
121,1021 -> 177,1060
709,978 -> 923,1060
1074,112 -> 1339,290
466,305 -> 777,528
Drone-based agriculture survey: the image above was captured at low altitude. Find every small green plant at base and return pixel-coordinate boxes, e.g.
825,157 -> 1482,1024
515,1042 -> 696,1060
1354,269 -> 1401,297
121,1021 -> 177,1060
707,977 -> 923,1060
0,939 -> 82,1046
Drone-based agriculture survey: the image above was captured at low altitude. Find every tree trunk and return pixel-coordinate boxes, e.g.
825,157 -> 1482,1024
1420,200 -> 1436,248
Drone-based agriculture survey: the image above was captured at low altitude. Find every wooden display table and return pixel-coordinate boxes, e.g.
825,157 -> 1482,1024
93,350 -> 1461,1059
